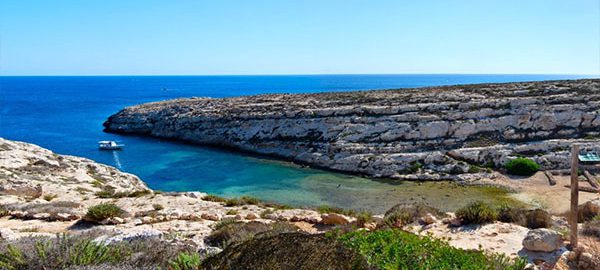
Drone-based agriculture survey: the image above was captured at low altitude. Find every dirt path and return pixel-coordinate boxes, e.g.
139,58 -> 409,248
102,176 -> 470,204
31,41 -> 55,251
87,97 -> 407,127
493,171 -> 599,214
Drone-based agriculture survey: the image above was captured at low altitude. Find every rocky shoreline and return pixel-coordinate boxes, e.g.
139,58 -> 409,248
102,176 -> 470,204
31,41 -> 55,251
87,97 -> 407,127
1,138 -> 599,269
103,79 -> 600,181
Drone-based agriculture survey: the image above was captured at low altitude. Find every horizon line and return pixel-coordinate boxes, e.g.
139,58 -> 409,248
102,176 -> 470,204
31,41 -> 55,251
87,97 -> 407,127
1,72 -> 598,77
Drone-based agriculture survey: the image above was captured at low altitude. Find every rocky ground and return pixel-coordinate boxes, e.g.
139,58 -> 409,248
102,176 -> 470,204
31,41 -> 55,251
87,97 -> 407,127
1,138 -> 600,269
104,79 -> 600,181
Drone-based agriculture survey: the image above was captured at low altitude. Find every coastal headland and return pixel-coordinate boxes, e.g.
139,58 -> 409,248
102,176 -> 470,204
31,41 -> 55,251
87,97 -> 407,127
103,79 -> 600,182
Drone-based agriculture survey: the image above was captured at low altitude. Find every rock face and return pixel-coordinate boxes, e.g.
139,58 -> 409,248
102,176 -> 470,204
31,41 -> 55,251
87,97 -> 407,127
104,79 -> 600,179
522,228 -> 563,252
0,138 -> 149,200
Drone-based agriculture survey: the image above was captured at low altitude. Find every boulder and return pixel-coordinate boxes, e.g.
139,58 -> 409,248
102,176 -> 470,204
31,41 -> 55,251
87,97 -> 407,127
201,212 -> 221,221
522,228 -> 563,252
320,213 -> 351,225
245,213 -> 258,220
419,213 -> 437,225
578,200 -> 600,222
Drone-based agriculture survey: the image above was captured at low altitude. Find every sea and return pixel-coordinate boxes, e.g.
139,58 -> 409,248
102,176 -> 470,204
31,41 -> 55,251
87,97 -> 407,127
0,74 -> 592,212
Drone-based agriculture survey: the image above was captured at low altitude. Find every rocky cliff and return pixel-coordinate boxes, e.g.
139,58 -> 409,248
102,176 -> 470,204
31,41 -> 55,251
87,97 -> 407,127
104,79 -> 600,180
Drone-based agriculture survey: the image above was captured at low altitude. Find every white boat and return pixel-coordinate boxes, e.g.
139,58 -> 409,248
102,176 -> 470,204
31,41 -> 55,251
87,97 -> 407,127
98,140 -> 124,150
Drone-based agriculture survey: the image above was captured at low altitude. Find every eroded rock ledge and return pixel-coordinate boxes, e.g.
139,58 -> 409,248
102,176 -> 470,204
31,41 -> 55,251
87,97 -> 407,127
104,79 -> 600,180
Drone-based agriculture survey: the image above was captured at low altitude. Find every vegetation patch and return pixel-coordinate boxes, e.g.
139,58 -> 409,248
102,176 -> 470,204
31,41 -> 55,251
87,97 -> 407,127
384,203 -> 446,227
202,233 -> 368,270
202,194 -> 227,203
339,229 -> 527,270
456,201 -> 498,224
0,205 -> 8,218
43,194 -> 58,201
0,234 -> 195,269
206,221 -> 299,248
497,205 -> 551,229
84,203 -> 125,222
168,252 -> 202,270
505,158 -> 540,176
316,205 -> 357,217
582,219 -> 600,238
225,196 -> 261,206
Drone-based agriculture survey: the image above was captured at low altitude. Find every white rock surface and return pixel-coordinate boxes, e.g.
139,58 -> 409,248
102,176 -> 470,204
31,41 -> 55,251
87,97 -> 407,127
522,228 -> 564,252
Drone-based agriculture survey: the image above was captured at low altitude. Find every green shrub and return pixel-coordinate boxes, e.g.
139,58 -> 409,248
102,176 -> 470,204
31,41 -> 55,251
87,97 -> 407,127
355,210 -> 373,227
339,229 -> 527,270
505,158 -> 540,176
0,234 -> 194,269
525,209 -> 552,229
224,196 -> 261,206
43,194 -> 58,201
456,201 -> 498,224
226,209 -> 238,215
383,203 -> 446,227
0,205 -> 8,218
168,252 -> 201,270
0,234 -> 131,269
206,221 -> 298,248
202,194 -> 227,203
127,189 -> 152,197
85,203 -> 125,222
152,204 -> 164,211
316,205 -> 356,217
407,161 -> 423,173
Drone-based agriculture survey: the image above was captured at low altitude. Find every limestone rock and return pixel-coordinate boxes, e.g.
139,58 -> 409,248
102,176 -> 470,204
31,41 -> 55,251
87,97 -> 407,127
201,212 -> 221,221
522,228 -> 563,252
419,213 -> 437,225
320,213 -> 351,225
103,79 -> 600,180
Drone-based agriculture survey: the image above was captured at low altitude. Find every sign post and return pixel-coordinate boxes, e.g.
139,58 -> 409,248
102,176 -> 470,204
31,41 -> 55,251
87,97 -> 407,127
570,144 -> 579,249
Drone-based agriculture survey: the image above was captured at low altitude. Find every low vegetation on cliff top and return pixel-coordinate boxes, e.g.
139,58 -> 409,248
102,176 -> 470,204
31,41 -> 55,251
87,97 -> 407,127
504,158 -> 540,176
338,229 -> 527,270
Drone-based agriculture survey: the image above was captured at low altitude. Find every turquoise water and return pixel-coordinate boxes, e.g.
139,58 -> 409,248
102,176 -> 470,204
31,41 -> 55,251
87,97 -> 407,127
0,75 -> 591,212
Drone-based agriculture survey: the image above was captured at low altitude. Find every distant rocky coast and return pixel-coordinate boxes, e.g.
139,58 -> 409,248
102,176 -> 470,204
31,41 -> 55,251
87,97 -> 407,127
104,79 -> 600,181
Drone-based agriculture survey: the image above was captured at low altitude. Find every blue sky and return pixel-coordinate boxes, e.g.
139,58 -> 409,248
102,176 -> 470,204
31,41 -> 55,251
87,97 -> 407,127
1,0 -> 598,75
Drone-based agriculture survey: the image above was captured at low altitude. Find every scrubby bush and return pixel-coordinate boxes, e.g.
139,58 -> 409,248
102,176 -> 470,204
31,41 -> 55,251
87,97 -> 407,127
525,209 -> 552,229
168,252 -> 201,270
202,194 -> 227,202
43,194 -> 57,201
498,207 -> 551,229
456,201 -> 498,224
578,201 -> 600,222
0,205 -> 8,218
339,229 -> 527,270
84,203 -> 125,222
583,220 -> 600,238
0,233 -> 195,269
316,205 -> 356,217
0,234 -> 130,269
355,210 -> 374,227
152,204 -> 164,211
383,203 -> 446,227
224,196 -> 261,206
206,221 -> 298,248
505,158 -> 540,176
202,233 -> 368,270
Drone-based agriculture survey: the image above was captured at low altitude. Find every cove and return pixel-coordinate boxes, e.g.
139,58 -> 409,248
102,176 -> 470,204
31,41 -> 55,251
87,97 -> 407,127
0,75 -> 583,213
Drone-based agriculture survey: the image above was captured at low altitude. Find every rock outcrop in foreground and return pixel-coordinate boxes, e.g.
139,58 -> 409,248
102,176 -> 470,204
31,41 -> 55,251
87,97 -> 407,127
104,79 -> 600,180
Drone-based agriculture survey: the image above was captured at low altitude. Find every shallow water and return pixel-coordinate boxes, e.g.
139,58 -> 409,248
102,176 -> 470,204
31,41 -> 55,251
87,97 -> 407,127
0,75 -> 588,213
